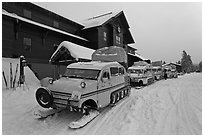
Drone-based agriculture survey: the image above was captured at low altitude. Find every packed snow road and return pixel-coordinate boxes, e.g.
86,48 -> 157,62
2,73 -> 202,135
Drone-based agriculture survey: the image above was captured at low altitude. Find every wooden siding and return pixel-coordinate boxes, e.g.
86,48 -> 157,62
2,2 -> 83,34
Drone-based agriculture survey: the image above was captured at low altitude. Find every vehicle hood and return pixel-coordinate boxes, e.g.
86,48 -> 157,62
47,77 -> 97,94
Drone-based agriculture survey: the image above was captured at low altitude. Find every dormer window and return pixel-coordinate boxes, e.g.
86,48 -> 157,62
116,35 -> 120,44
117,26 -> 121,33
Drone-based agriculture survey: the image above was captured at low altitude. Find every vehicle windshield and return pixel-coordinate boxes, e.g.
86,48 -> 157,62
63,68 -> 100,80
128,69 -> 143,74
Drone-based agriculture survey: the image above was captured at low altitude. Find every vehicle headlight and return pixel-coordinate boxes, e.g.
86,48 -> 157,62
80,82 -> 86,88
71,91 -> 81,100
49,78 -> 54,84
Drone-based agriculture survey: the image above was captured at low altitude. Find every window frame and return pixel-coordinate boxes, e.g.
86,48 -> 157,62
23,37 -> 32,52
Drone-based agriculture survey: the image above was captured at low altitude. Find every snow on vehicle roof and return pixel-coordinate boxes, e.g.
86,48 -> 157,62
92,46 -> 127,63
152,66 -> 161,69
67,61 -> 121,70
128,65 -> 147,70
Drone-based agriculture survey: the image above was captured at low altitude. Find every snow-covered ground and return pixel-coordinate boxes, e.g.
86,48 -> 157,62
2,69 -> 202,134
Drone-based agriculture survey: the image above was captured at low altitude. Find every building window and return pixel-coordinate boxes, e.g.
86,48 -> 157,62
53,21 -> 59,28
103,32 -> 107,41
116,35 -> 120,44
23,9 -> 31,18
23,37 -> 31,51
117,26 -> 121,33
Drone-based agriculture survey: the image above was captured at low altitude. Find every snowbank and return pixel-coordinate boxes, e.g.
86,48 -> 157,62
2,57 -> 40,89
2,58 -> 20,89
2,58 -> 41,134
2,73 -> 202,135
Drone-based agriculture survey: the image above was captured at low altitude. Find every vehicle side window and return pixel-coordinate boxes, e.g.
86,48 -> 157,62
119,67 -> 124,75
102,71 -> 110,79
110,67 -> 119,76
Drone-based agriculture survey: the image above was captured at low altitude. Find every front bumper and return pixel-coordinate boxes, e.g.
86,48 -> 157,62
130,77 -> 139,82
51,91 -> 80,109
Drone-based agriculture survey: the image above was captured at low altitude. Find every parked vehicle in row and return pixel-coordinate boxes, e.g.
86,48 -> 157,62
152,66 -> 163,80
128,61 -> 154,86
35,44 -> 130,118
162,64 -> 178,79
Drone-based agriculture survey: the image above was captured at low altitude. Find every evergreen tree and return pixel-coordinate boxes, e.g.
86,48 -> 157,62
181,50 -> 188,73
181,50 -> 193,73
187,55 -> 193,72
199,61 -> 202,72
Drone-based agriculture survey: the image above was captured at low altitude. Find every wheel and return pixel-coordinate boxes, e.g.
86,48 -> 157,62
117,92 -> 120,101
111,93 -> 116,104
139,81 -> 143,87
36,88 -> 53,108
115,93 -> 119,102
124,90 -> 126,96
121,91 -> 124,98
81,104 -> 90,115
127,88 -> 130,96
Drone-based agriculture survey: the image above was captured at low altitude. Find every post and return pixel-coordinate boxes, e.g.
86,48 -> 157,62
19,56 -> 26,85
10,63 -> 13,88
13,63 -> 19,89
2,71 -> 8,89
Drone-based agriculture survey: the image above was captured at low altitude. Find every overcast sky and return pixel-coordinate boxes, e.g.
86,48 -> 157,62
34,2 -> 202,64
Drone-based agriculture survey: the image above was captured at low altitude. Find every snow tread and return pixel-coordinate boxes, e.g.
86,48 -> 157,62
68,110 -> 99,129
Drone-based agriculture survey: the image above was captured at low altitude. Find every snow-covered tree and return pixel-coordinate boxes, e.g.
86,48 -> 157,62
199,61 -> 202,72
181,50 -> 193,73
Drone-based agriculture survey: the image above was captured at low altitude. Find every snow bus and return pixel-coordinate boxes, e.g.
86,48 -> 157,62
35,43 -> 130,128
162,64 -> 178,79
152,66 -> 163,80
127,61 -> 154,87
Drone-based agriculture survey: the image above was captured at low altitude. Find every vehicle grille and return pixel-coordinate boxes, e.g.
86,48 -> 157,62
51,91 -> 72,108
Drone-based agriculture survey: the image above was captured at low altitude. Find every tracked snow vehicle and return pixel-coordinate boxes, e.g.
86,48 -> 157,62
35,42 -> 130,127
128,61 -> 154,86
152,66 -> 163,80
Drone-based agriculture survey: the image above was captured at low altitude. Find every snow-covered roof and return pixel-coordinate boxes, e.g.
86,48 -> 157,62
127,53 -> 149,61
82,11 -> 121,29
128,44 -> 137,50
162,62 -> 181,67
2,9 -> 88,41
50,41 -> 95,62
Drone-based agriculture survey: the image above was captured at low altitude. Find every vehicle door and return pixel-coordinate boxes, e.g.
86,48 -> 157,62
97,69 -> 112,108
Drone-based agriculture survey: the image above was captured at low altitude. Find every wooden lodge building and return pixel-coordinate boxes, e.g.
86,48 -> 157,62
2,2 -> 148,79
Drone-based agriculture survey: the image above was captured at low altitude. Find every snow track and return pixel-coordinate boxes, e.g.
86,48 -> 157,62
2,73 -> 202,135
